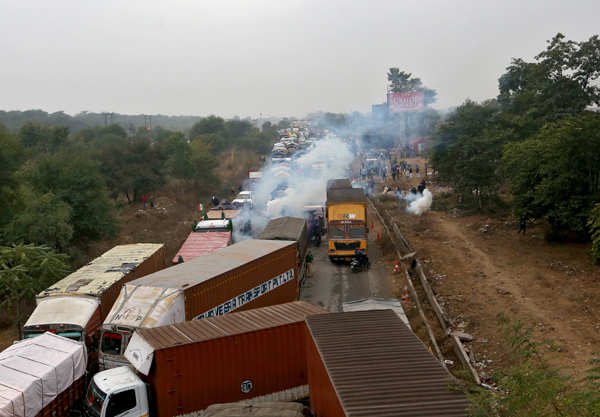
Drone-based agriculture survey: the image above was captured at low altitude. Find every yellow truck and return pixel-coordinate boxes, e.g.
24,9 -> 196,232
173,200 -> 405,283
326,187 -> 368,261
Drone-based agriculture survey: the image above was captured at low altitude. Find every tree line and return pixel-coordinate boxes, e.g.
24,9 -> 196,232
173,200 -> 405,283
430,33 -> 600,259
0,116 -> 282,324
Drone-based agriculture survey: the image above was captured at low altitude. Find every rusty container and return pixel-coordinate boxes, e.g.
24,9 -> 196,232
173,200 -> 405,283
97,244 -> 166,321
258,217 -> 308,282
305,310 -> 470,417
131,301 -> 327,417
137,239 -> 299,320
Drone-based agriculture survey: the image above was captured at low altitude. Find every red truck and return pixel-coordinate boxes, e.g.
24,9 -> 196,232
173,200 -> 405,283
172,219 -> 232,264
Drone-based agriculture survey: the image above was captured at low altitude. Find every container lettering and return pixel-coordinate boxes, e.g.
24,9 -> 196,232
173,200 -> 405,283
193,269 -> 295,320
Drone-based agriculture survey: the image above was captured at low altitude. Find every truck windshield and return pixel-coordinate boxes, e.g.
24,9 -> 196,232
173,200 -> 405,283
101,332 -> 122,355
86,379 -> 106,417
58,331 -> 82,341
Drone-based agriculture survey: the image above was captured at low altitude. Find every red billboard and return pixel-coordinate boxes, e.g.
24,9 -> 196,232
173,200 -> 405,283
387,91 -> 425,112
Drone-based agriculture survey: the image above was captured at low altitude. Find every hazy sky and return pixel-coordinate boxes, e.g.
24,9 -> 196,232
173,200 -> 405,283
1,0 -> 599,118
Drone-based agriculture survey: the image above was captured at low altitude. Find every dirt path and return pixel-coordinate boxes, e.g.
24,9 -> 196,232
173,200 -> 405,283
380,157 -> 600,378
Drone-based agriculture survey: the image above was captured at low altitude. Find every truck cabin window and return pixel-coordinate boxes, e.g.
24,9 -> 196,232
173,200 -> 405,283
106,389 -> 136,417
86,380 -> 107,417
101,332 -> 122,355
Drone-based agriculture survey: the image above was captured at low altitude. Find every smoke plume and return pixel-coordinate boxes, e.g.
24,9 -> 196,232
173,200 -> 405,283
233,135 -> 354,241
406,189 -> 433,215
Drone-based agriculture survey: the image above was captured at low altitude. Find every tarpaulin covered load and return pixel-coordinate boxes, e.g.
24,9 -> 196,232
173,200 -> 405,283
0,332 -> 87,417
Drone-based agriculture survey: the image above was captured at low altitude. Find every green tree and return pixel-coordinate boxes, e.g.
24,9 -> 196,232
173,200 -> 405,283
498,33 -> 600,135
5,187 -> 73,251
430,100 -> 505,208
0,125 -> 24,227
97,137 -> 164,202
502,112 -> 600,237
19,122 -> 69,152
387,67 -> 437,105
589,204 -> 600,263
190,115 -> 226,137
190,139 -> 218,185
23,152 -> 117,242
0,244 -> 70,330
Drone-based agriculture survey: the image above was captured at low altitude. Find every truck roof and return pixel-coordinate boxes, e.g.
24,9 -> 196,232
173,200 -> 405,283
342,297 -> 410,329
258,217 -> 307,242
172,231 -> 231,264
326,178 -> 352,190
206,209 -> 240,220
125,301 -> 326,375
129,239 -> 296,290
24,296 -> 100,329
326,188 -> 366,204
38,243 -> 165,299
306,310 -> 470,416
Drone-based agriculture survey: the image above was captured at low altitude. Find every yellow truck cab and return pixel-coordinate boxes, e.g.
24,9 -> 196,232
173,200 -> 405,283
326,187 -> 367,261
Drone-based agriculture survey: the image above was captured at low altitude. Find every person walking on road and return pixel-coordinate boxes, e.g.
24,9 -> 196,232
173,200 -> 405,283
142,194 -> 147,208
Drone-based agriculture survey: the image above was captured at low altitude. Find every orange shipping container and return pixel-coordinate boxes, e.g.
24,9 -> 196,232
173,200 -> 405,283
100,239 -> 298,370
88,302 -> 328,417
305,310 -> 470,417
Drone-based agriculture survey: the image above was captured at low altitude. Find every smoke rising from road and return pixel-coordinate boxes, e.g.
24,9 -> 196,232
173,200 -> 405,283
233,135 -> 354,241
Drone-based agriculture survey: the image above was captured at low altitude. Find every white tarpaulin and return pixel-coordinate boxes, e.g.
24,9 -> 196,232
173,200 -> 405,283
124,332 -> 155,376
0,332 -> 87,417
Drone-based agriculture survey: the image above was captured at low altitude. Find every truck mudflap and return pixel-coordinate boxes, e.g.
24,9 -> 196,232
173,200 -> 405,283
176,385 -> 309,417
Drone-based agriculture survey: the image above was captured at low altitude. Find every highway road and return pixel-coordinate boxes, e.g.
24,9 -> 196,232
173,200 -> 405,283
299,205 -> 395,312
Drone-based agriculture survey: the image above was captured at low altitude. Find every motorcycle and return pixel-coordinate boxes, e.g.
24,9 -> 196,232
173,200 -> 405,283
350,251 -> 370,273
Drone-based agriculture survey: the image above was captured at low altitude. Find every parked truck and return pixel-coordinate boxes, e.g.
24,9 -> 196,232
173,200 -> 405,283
326,187 -> 368,261
0,332 -> 87,417
22,244 -> 165,367
86,302 -> 326,417
172,219 -> 232,264
258,217 -> 308,284
99,239 -> 298,370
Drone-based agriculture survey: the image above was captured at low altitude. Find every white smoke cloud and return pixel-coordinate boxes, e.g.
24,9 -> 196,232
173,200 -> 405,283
233,135 -> 354,241
406,189 -> 433,215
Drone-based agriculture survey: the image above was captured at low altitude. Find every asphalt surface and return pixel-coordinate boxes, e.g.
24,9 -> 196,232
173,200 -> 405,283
300,213 -> 394,312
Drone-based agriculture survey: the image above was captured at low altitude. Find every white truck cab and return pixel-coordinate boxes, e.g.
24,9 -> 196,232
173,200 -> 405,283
232,190 -> 253,207
85,366 -> 149,417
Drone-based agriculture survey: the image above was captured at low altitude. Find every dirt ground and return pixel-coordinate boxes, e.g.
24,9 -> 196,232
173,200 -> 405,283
378,157 -> 600,379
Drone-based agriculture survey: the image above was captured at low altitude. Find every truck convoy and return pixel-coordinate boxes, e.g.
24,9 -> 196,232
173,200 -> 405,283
99,239 -> 298,370
172,219 -> 232,264
326,185 -> 368,261
0,332 -> 87,417
86,302 -> 326,417
22,244 -> 165,366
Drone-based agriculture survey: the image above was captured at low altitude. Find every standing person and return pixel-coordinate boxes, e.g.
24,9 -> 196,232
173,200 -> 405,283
415,164 -> 420,176
141,194 -> 147,208
518,217 -> 527,234
392,165 -> 397,181
306,252 -> 314,277
424,164 -> 428,177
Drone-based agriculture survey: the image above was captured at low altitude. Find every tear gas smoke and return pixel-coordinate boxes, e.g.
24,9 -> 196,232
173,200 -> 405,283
233,135 -> 354,241
405,189 -> 433,215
